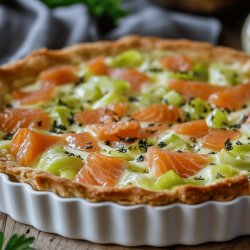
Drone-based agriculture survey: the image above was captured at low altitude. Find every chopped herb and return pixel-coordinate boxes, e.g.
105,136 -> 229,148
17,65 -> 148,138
64,151 -> 83,160
76,155 -> 83,160
138,139 -> 152,152
229,124 -> 241,129
128,96 -> 139,102
136,155 -> 145,162
184,112 -> 191,121
235,141 -> 243,145
53,121 -> 67,131
148,123 -> 156,127
224,138 -> 233,151
117,146 -> 127,153
67,116 -> 75,125
216,172 -> 225,179
2,133 -> 14,140
58,98 -> 69,107
75,76 -> 85,86
208,151 -> 216,155
85,144 -> 93,150
194,176 -> 204,181
157,141 -> 167,148
64,151 -> 75,157
163,98 -> 168,104
50,121 -> 67,133
123,137 -> 137,143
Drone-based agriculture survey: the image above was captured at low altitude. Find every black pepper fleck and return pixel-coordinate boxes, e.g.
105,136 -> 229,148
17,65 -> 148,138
224,138 -> 233,151
158,141 -> 167,148
216,172 -> 225,179
136,155 -> 145,162
128,96 -> 139,102
85,145 -> 93,150
2,133 -> 14,140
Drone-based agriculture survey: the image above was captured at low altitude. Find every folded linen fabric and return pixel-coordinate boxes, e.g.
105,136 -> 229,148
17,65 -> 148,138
0,0 -> 221,64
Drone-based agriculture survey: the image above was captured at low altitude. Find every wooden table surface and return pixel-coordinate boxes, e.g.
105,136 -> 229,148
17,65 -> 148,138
1,212 -> 250,250
1,3 -> 250,250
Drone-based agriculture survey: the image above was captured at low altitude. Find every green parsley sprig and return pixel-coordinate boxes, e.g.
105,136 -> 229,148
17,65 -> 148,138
0,232 -> 35,250
41,0 -> 127,27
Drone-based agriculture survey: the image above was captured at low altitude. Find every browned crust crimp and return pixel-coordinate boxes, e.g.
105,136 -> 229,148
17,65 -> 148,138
0,36 -> 250,205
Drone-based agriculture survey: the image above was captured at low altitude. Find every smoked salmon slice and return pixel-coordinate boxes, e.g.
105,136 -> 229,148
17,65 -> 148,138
131,104 -> 182,123
160,55 -> 192,72
91,120 -> 142,141
201,129 -> 241,151
75,152 -> 127,186
168,80 -> 227,101
209,83 -> 250,110
11,128 -> 63,166
64,132 -> 100,152
110,68 -> 149,92
87,57 -> 109,76
146,146 -> 209,178
173,120 -> 209,138
39,65 -> 79,85
75,166 -> 99,186
12,82 -> 56,105
0,108 -> 52,133
75,103 -> 128,125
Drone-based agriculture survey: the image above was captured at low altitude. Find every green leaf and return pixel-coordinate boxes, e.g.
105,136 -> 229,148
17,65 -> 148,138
5,234 -> 35,250
0,232 -> 4,250
41,0 -> 127,26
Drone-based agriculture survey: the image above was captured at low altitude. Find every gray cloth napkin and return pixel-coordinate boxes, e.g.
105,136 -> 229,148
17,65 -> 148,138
0,0 -> 222,64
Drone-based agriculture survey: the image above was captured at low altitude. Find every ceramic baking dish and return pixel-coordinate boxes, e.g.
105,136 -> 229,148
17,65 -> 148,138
0,172 -> 249,247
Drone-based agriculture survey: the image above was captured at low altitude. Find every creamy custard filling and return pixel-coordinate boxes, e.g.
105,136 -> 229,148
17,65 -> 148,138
1,49 -> 250,190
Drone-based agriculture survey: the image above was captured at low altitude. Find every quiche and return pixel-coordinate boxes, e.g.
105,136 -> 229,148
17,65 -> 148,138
0,36 -> 250,205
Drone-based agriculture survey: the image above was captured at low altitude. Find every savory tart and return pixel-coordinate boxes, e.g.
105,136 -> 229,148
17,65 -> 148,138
0,36 -> 250,205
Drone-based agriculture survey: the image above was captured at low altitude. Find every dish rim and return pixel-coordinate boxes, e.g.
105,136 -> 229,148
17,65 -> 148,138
0,172 -> 249,210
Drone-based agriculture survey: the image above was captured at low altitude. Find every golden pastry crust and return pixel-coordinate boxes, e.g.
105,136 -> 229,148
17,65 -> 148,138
0,156 -> 248,205
0,36 -> 250,205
